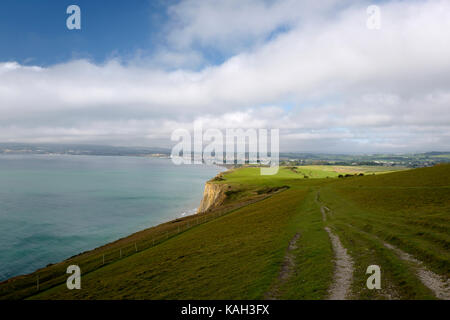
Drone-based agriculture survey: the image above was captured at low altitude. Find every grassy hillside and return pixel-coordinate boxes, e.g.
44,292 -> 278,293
319,165 -> 450,299
1,165 -> 448,300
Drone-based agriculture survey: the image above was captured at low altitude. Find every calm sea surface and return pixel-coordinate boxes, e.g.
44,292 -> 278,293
0,154 -> 222,281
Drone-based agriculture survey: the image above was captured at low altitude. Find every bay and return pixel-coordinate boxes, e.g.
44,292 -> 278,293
0,154 -> 222,281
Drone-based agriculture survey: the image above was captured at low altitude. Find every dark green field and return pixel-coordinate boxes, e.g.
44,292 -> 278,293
1,165 -> 449,300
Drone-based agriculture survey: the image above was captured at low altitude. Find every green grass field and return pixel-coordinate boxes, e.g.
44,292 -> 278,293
1,164 -> 448,300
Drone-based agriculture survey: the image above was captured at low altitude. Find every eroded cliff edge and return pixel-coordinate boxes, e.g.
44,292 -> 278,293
197,182 -> 229,213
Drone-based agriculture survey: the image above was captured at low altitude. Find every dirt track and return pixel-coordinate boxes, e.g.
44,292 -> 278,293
325,227 -> 354,300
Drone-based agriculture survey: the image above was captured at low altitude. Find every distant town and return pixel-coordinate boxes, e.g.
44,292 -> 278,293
278,152 -> 450,168
1,143 -> 449,168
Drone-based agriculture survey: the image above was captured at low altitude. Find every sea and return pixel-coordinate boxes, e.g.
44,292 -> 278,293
0,154 -> 223,281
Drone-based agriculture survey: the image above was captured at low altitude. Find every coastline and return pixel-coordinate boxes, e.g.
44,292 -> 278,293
0,161 -> 292,300
0,155 -> 225,283
0,166 -> 230,288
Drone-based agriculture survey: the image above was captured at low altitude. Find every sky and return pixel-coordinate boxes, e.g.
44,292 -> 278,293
0,0 -> 449,153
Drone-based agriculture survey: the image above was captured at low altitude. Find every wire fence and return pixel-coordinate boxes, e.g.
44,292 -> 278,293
0,191 -> 274,300
0,203 -> 243,300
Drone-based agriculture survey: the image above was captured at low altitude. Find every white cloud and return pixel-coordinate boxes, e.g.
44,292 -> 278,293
1,0 -> 450,152
165,0 -> 350,52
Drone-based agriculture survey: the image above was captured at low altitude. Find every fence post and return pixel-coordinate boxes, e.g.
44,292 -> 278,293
153,238 -> 155,246
103,254 -> 105,265
135,242 -> 138,252
36,275 -> 39,291
178,226 -> 180,233
120,249 -> 122,258
166,231 -> 168,239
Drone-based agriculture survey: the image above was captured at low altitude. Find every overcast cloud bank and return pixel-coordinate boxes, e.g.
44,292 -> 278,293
1,0 -> 449,152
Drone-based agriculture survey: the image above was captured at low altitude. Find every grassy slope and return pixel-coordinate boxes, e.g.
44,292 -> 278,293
30,166 -> 335,299
1,165 -> 448,300
320,164 -> 450,299
34,191 -> 303,299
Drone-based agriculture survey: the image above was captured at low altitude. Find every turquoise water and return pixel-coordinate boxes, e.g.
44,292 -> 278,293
0,154 -> 222,281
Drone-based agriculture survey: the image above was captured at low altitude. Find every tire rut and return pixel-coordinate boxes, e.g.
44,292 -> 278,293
264,232 -> 301,300
345,222 -> 450,300
316,191 -> 355,299
382,242 -> 450,300
325,227 -> 354,300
